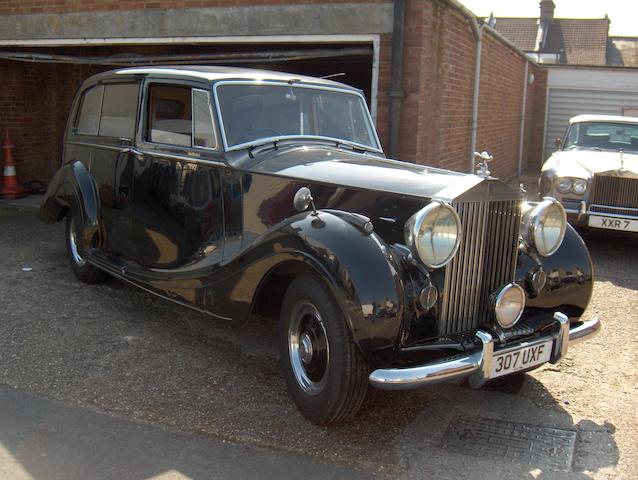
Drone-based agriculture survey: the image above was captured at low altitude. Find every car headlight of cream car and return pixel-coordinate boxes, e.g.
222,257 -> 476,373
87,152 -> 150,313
556,178 -> 573,194
555,177 -> 588,195
521,198 -> 567,256
572,179 -> 588,195
405,201 -> 462,268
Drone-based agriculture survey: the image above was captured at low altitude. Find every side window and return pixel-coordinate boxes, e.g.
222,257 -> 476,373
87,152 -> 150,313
193,89 -> 216,149
76,85 -> 104,136
99,83 -> 139,139
147,84 -> 192,147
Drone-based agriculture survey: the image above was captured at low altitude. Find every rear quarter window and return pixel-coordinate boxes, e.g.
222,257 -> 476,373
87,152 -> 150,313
76,86 -> 104,136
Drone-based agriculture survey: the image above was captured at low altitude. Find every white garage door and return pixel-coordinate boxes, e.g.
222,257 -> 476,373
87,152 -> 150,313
545,88 -> 638,159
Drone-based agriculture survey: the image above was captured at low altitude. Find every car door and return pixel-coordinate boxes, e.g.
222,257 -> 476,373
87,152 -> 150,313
128,79 -> 225,276
67,81 -> 140,259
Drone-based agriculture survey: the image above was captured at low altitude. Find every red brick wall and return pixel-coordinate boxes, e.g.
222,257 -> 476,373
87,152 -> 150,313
395,1 -> 547,177
0,62 -> 106,182
0,0 -> 547,183
475,33 -> 527,178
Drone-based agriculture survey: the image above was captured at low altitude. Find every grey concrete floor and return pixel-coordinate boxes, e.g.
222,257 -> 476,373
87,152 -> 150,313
0,385 -> 374,480
0,203 -> 635,479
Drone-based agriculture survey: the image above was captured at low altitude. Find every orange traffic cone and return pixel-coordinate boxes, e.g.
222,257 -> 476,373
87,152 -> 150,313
0,129 -> 27,199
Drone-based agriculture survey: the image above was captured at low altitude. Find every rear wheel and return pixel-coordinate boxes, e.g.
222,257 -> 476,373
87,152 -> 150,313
279,275 -> 369,424
65,213 -> 108,284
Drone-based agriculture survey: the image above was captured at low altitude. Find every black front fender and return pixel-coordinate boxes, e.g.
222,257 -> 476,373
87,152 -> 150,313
211,210 -> 407,363
517,224 -> 594,319
40,161 -> 100,243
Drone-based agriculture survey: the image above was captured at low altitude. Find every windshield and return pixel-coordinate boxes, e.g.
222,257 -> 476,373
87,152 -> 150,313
215,83 -> 380,151
564,121 -> 638,152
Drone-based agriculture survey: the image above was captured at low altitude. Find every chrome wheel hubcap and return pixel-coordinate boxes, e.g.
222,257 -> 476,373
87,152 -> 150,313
300,333 -> 314,365
69,219 -> 86,267
288,301 -> 329,396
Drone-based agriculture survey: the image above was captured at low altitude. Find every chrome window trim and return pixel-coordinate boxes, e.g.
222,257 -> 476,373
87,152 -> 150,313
212,80 -> 383,153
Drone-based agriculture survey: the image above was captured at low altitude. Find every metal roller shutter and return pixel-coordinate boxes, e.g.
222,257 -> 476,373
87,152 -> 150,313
545,88 -> 638,159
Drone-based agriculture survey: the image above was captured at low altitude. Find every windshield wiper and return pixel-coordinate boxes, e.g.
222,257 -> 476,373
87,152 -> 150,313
248,139 -> 279,158
334,140 -> 369,154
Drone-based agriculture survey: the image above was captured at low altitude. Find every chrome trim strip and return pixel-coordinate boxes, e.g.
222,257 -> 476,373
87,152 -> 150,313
135,148 -> 226,167
68,140 -> 227,167
587,211 -> 638,220
590,204 -> 638,212
368,313 -> 601,390
212,80 -> 383,153
86,254 -> 233,322
66,140 -> 125,152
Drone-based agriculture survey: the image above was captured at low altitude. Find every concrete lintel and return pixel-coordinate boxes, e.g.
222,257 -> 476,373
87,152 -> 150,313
0,3 -> 393,42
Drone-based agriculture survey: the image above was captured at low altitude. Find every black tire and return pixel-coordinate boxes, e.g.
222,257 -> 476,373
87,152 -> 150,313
65,213 -> 108,284
279,275 -> 369,425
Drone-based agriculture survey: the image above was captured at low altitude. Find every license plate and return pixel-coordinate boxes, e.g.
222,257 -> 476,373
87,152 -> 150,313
588,215 -> 638,232
490,340 -> 552,379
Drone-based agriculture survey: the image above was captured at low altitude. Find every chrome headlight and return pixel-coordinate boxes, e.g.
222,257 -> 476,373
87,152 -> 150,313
572,179 -> 588,195
405,201 -> 461,268
556,178 -> 572,194
521,198 -> 567,257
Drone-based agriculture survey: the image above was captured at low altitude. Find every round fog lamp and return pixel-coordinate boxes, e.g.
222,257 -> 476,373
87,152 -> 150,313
493,283 -> 525,329
418,284 -> 438,311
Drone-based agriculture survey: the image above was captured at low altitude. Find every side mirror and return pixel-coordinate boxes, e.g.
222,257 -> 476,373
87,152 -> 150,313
293,186 -> 317,215
555,137 -> 563,149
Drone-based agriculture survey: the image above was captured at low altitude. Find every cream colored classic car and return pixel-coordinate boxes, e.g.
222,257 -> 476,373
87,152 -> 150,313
540,114 -> 638,232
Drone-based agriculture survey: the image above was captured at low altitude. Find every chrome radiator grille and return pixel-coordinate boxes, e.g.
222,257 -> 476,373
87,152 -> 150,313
439,200 -> 521,335
590,175 -> 638,209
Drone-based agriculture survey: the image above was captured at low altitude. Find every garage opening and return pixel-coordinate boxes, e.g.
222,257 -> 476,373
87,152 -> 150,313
0,41 -> 375,185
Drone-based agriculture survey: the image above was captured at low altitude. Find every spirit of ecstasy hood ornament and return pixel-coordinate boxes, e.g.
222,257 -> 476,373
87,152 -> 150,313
474,151 -> 493,178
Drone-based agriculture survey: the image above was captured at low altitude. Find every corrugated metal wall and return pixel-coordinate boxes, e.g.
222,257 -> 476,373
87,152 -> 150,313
544,88 -> 638,159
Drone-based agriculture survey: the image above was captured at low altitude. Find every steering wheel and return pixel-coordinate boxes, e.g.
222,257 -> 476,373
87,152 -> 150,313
237,128 -> 283,144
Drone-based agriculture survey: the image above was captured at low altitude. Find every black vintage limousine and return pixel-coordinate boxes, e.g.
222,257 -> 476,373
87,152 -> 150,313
41,66 -> 600,424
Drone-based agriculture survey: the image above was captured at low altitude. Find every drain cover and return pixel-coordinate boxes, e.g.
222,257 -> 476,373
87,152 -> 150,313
442,417 -> 576,470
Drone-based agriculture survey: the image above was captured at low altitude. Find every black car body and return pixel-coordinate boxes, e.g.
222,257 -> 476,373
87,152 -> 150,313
41,67 -> 600,424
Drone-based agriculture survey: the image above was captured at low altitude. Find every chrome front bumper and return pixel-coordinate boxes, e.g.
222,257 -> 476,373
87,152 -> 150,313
369,313 -> 601,390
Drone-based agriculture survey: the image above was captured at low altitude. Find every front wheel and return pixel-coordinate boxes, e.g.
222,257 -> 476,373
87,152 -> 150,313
65,213 -> 108,284
279,275 -> 369,424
